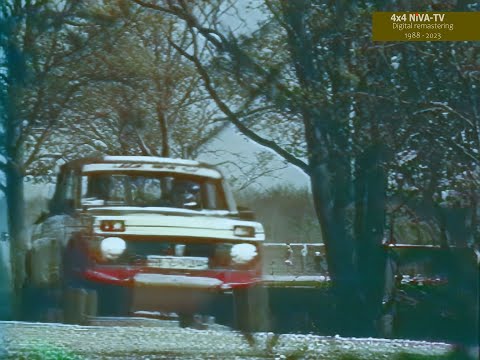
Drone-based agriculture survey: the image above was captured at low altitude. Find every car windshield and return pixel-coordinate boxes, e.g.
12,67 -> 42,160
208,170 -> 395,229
81,172 -> 227,210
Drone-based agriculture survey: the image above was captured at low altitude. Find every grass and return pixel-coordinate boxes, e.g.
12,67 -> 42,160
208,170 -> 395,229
12,344 -> 82,360
7,339 -> 467,360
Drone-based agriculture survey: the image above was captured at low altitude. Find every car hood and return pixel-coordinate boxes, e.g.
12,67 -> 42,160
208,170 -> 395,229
88,206 -> 264,241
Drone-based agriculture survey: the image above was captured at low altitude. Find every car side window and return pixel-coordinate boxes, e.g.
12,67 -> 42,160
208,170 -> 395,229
204,182 -> 227,210
50,169 -> 78,214
64,170 -> 76,202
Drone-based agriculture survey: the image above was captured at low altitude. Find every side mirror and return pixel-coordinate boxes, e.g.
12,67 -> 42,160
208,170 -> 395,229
237,206 -> 256,220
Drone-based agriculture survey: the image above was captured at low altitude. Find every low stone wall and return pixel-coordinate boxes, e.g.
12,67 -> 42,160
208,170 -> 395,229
262,243 -> 327,276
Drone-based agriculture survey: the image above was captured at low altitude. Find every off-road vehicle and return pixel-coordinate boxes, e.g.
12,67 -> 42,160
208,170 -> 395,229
24,156 -> 266,329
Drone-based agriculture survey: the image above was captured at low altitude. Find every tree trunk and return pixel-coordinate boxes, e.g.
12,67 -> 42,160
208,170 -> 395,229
310,147 -> 365,335
156,103 -> 170,157
4,26 -> 28,318
354,143 -> 388,335
5,100 -> 27,319
281,0 -> 379,335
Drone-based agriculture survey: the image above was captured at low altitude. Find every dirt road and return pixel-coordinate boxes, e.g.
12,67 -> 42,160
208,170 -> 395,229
0,320 -> 453,359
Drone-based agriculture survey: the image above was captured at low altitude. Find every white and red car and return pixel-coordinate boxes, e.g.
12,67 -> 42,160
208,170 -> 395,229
25,156 -> 265,328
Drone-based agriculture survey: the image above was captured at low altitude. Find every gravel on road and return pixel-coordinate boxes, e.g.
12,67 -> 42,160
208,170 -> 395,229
0,320 -> 454,359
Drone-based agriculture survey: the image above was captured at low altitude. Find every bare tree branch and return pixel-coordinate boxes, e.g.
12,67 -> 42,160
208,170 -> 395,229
22,81 -> 86,170
429,101 -> 475,128
450,141 -> 480,164
166,37 -> 309,174
134,126 -> 155,156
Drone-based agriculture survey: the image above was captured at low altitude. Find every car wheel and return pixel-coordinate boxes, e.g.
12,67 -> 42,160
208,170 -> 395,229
233,286 -> 270,332
96,284 -> 130,317
63,287 -> 97,324
20,282 -> 43,321
21,281 -> 62,322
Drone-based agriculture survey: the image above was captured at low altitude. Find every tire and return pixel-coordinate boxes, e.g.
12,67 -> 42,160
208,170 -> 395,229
178,313 -> 195,328
178,313 -> 209,330
21,281 -> 62,322
233,286 -> 270,332
63,287 -> 97,324
96,284 -> 130,317
20,282 -> 43,321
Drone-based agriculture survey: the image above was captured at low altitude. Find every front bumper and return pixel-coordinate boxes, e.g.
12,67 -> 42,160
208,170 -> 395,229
79,266 -> 260,316
82,266 -> 261,289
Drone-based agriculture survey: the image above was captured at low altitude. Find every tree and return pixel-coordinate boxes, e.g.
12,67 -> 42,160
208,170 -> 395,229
129,0 -> 479,335
0,0 -> 126,305
32,2 -> 231,168
0,0 -> 80,304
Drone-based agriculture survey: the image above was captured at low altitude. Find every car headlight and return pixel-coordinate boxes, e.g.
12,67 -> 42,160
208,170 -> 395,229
230,243 -> 257,265
100,237 -> 126,260
233,225 -> 255,237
